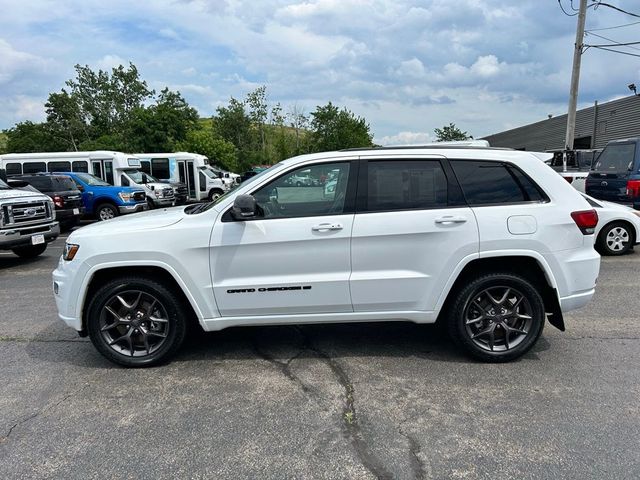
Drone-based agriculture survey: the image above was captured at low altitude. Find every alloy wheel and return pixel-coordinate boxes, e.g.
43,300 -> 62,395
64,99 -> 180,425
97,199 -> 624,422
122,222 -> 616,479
99,290 -> 170,357
606,226 -> 629,252
99,207 -> 115,221
464,286 -> 533,352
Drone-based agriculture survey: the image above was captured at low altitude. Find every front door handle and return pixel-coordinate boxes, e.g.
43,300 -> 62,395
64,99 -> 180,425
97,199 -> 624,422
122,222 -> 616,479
312,223 -> 343,232
435,216 -> 467,225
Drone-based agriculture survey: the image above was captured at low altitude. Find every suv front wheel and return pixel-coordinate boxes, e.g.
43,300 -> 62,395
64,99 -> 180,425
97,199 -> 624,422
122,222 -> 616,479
447,273 -> 545,362
86,276 -> 187,367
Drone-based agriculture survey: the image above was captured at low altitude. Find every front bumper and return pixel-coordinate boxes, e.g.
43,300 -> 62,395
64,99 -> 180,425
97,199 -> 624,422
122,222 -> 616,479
0,221 -> 59,250
153,197 -> 175,207
118,203 -> 148,214
53,256 -> 86,331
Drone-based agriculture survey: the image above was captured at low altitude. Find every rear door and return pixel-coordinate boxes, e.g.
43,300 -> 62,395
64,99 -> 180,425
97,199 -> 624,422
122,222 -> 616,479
349,156 -> 479,312
586,142 -> 636,203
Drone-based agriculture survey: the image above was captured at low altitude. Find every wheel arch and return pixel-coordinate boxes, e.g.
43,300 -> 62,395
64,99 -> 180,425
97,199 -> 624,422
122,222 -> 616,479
436,253 -> 564,331
80,264 -> 204,334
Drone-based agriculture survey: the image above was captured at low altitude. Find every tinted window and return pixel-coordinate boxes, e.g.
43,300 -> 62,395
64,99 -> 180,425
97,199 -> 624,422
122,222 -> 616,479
366,160 -> 447,212
140,160 -> 151,174
72,161 -> 89,173
451,161 -> 544,205
104,161 -> 114,185
23,162 -> 46,174
253,162 -> 350,218
6,163 -> 22,175
23,176 -> 52,192
48,161 -> 71,172
152,158 -> 170,179
593,144 -> 636,172
121,175 -> 130,187
51,176 -> 77,191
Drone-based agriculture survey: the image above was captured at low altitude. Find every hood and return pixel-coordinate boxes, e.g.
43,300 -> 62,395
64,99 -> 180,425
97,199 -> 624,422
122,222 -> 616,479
70,206 -> 186,240
0,188 -> 49,201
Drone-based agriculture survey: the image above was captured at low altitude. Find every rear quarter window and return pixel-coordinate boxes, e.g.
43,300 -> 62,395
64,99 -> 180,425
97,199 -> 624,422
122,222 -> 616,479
451,160 -> 546,206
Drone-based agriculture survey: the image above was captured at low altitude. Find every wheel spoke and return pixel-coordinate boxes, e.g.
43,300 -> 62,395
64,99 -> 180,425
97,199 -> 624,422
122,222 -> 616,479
503,325 -> 511,350
146,330 -> 167,339
466,314 -> 485,325
471,324 -> 494,340
149,316 -> 168,324
143,333 -> 151,355
109,330 -> 130,346
105,306 -> 120,319
505,325 -> 528,335
488,327 -> 495,351
101,320 -> 125,331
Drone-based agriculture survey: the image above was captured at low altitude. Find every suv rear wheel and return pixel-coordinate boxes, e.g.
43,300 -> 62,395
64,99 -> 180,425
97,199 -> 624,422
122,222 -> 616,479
447,273 -> 545,362
86,276 -> 187,367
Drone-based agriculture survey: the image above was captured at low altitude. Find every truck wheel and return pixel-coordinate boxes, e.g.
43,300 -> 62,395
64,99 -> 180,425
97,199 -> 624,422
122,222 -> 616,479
86,276 -> 187,367
147,197 -> 155,209
96,203 -> 118,221
447,273 -> 545,362
596,221 -> 634,256
12,243 -> 47,259
208,189 -> 223,201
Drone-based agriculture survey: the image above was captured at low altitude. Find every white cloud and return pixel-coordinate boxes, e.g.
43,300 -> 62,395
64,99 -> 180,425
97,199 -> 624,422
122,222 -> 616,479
96,55 -> 127,71
378,131 -> 432,146
470,55 -> 502,77
0,38 -> 48,85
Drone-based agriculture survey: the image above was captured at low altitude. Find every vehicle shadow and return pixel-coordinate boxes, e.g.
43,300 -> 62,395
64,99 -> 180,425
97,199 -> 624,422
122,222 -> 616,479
0,254 -> 50,270
24,320 -> 550,369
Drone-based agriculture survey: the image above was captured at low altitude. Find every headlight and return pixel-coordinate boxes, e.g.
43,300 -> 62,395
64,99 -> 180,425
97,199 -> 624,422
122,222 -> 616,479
63,243 -> 80,261
118,192 -> 132,202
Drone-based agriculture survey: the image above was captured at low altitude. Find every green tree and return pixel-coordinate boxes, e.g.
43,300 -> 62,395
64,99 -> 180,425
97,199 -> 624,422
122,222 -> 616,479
434,123 -> 472,142
309,102 -> 373,152
213,97 -> 254,170
176,129 -> 238,172
5,121 -> 68,153
246,85 -> 268,156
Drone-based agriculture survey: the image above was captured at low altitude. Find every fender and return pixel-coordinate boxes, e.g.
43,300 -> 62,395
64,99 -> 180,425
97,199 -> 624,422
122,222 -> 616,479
77,259 -> 211,332
434,249 -> 560,313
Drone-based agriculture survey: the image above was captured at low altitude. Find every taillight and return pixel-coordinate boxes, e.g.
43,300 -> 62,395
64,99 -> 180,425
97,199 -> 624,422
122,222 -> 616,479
571,210 -> 598,235
53,195 -> 64,208
626,179 -> 640,197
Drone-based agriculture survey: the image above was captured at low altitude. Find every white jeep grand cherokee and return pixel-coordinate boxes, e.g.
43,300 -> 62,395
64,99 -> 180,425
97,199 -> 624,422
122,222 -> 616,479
53,146 -> 601,367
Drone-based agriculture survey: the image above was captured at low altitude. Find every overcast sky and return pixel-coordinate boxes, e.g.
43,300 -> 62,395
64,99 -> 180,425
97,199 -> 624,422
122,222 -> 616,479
1,0 -> 639,144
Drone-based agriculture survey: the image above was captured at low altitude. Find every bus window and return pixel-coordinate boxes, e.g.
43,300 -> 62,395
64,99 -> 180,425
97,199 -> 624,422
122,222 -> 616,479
48,161 -> 71,172
6,163 -> 22,175
152,158 -> 170,179
72,161 -> 89,173
23,162 -> 46,174
104,161 -> 114,185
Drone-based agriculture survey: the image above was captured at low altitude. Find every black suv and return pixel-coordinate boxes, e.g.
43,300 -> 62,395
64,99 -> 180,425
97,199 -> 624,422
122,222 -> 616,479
12,174 -> 85,231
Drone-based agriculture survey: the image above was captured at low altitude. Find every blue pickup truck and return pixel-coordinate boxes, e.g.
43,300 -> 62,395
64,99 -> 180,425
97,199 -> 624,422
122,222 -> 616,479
60,172 -> 148,220
586,138 -> 640,210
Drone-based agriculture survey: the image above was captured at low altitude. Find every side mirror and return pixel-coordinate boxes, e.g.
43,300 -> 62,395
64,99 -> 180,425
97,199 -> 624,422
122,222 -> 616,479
231,194 -> 259,220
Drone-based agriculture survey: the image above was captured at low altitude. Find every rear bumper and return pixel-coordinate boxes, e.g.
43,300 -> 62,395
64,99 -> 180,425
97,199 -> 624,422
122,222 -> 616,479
0,221 -> 60,249
56,207 -> 86,221
559,289 -> 595,311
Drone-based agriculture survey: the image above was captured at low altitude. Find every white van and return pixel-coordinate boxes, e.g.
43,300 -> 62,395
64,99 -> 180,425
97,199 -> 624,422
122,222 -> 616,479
134,152 -> 228,202
0,151 -> 175,208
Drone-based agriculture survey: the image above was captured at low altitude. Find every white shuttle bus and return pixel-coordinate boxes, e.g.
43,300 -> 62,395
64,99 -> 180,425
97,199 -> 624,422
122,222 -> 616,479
0,151 -> 176,208
134,152 -> 229,202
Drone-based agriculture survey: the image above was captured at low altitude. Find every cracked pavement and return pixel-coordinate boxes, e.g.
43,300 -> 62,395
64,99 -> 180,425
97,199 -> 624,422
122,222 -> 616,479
1,236 -> 640,479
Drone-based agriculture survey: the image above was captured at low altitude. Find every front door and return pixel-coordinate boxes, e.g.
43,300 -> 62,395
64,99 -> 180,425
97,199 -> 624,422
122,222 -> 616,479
210,160 -> 357,317
350,157 -> 479,312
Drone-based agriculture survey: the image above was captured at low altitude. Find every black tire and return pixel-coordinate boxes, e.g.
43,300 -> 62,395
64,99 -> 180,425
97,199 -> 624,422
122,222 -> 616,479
95,203 -> 118,221
596,221 -> 634,256
12,243 -> 47,258
208,189 -> 223,201
447,273 -> 545,362
86,276 -> 187,367
147,197 -> 155,209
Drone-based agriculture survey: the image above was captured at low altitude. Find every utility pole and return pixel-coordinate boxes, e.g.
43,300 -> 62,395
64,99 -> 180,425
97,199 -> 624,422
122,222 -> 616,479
563,0 -> 588,171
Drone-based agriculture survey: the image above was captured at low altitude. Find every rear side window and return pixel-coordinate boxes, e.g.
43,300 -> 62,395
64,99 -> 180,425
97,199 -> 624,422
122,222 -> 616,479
593,144 -> 636,172
6,163 -> 22,175
451,160 -> 545,205
72,161 -> 89,173
23,162 -> 46,174
51,176 -> 77,191
24,176 -> 52,192
48,161 -> 71,172
365,160 -> 448,212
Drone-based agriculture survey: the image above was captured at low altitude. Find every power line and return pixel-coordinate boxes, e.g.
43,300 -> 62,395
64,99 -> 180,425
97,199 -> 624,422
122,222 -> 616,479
586,19 -> 640,31
586,40 -> 640,47
585,30 -> 640,51
558,0 -> 578,16
590,45 -> 640,57
592,2 -> 640,18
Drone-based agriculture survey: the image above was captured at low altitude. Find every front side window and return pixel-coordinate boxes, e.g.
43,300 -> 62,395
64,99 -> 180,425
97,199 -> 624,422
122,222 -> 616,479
451,160 -> 545,205
252,162 -> 351,219
365,160 -> 447,212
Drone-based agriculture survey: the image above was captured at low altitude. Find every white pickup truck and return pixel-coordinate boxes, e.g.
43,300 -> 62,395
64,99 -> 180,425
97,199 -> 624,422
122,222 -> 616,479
0,178 -> 59,258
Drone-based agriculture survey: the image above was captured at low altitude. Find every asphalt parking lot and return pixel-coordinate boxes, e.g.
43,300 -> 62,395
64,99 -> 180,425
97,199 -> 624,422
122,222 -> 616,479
1,235 -> 639,479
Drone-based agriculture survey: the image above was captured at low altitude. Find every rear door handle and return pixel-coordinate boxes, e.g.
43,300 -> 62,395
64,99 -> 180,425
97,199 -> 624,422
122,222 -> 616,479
435,216 -> 467,225
312,223 -> 343,231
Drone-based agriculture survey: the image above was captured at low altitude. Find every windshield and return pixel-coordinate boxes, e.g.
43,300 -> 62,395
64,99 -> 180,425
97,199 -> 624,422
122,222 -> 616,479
74,173 -> 110,186
199,167 -> 218,179
124,169 -> 158,183
593,144 -> 636,172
